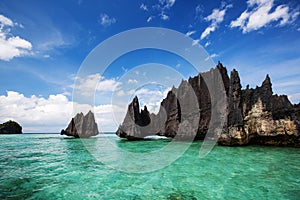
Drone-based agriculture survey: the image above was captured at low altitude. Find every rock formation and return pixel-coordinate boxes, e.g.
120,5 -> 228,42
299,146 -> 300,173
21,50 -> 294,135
61,111 -> 99,138
0,120 -> 22,134
116,62 -> 300,147
116,96 -> 152,140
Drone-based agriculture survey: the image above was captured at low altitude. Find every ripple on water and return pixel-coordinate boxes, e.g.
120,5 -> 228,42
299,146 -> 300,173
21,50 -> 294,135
0,134 -> 299,199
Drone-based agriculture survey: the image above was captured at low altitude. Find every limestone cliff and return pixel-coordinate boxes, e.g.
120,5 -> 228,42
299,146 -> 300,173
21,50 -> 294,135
61,111 -> 99,138
116,62 -> 299,147
116,96 -> 151,140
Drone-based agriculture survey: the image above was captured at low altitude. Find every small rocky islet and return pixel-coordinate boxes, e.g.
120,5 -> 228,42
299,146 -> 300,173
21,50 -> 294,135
61,110 -> 99,138
116,62 -> 300,147
0,120 -> 22,134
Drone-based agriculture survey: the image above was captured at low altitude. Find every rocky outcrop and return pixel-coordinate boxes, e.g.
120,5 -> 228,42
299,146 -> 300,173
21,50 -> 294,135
294,103 -> 300,122
61,111 -> 99,138
116,62 -> 300,147
116,96 -> 152,140
0,120 -> 22,134
218,71 -> 299,146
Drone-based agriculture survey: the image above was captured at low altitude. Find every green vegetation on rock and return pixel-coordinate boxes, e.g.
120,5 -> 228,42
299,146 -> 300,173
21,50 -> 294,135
0,120 -> 22,134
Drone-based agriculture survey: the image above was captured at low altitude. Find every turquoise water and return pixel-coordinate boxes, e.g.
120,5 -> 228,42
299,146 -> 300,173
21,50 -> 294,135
0,134 -> 299,199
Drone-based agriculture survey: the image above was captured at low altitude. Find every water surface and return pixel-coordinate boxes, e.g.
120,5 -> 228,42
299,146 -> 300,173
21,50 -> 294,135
0,134 -> 299,199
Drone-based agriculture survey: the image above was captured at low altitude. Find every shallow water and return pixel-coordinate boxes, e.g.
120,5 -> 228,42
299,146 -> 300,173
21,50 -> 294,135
0,134 -> 299,199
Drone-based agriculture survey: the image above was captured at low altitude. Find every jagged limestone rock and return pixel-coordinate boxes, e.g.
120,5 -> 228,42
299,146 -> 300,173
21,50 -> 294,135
61,111 -> 99,138
116,62 -> 300,146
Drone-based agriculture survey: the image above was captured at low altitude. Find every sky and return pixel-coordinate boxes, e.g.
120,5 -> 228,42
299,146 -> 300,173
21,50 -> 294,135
0,0 -> 299,132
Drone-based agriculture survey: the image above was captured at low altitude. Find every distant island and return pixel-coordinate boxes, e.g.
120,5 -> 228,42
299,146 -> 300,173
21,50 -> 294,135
61,111 -> 99,138
0,120 -> 22,134
116,62 -> 300,147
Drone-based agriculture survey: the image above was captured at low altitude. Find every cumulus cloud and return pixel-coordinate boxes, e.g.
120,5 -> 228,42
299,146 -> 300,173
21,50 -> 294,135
99,13 -> 116,27
0,91 -> 78,132
201,4 -> 232,40
0,14 -> 32,61
230,0 -> 299,33
72,73 -> 122,97
115,89 -> 135,97
0,91 -> 124,132
0,15 -> 13,26
135,87 -> 170,114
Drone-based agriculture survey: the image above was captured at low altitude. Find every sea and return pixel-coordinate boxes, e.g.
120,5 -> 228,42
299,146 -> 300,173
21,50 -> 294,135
0,133 -> 299,199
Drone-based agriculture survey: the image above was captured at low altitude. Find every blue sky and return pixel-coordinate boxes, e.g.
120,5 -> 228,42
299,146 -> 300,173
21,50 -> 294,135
0,0 -> 299,132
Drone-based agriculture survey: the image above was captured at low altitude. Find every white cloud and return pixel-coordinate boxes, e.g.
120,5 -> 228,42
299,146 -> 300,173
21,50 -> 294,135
230,0 -> 299,33
149,0 -> 175,21
99,13 -> 116,27
185,30 -> 196,37
73,74 -> 122,97
205,53 -> 218,61
115,89 -> 135,97
0,91 -> 124,132
192,39 -> 200,46
159,0 -> 176,9
147,16 -> 154,22
0,14 -> 13,26
0,91 -> 76,132
0,14 -> 32,61
140,3 -> 148,11
201,26 -> 216,40
205,41 -> 211,47
288,93 -> 300,104
201,4 -> 232,40
160,13 -> 169,20
230,10 -> 250,29
210,53 -> 218,58
97,78 -> 122,92
135,87 -> 170,114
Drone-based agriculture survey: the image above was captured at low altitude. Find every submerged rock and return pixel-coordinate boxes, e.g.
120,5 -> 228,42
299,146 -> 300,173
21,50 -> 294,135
116,62 -> 300,147
0,120 -> 22,134
61,111 -> 99,138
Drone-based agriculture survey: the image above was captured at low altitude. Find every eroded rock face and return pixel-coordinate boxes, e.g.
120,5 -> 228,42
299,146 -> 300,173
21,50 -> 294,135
61,111 -> 99,138
116,62 -> 300,146
219,70 -> 299,147
0,120 -> 22,134
218,69 -> 247,146
116,96 -> 151,140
